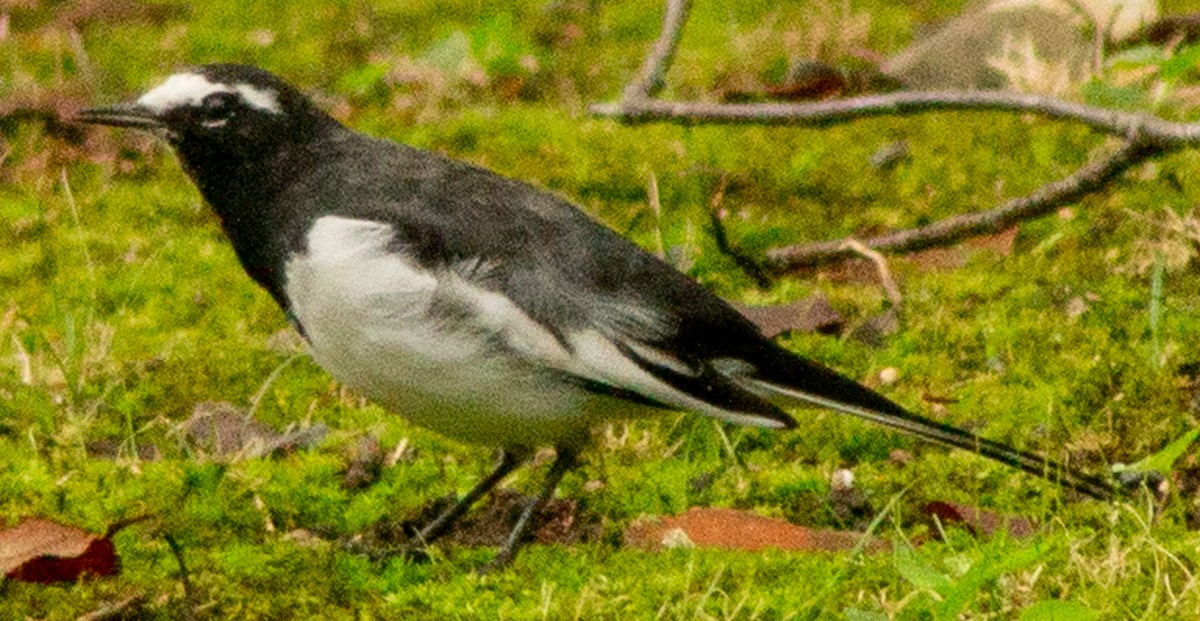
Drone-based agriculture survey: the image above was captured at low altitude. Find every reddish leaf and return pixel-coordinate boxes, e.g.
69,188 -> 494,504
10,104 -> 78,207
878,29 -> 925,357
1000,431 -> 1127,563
624,507 -> 887,553
1,519 -> 120,584
923,501 -> 1036,540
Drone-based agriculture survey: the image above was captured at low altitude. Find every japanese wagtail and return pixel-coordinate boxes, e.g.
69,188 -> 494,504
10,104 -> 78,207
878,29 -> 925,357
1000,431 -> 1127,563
77,64 -> 1115,567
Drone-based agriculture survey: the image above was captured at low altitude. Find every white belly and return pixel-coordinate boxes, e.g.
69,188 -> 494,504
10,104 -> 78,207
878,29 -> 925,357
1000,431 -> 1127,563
283,216 -> 611,448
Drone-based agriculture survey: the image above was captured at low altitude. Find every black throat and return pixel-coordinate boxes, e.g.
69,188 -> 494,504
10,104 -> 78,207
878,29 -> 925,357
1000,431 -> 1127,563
173,114 -> 341,312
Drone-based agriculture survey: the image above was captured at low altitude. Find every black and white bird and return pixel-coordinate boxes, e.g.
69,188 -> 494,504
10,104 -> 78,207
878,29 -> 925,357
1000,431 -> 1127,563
78,64 -> 1115,567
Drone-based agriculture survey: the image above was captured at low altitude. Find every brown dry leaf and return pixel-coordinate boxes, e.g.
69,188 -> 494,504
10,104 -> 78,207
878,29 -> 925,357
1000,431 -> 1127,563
53,0 -> 190,28
815,228 -> 1018,288
820,257 -> 886,287
624,507 -> 887,553
829,469 -> 875,531
923,501 -> 1036,540
909,227 -> 1019,273
764,61 -> 848,100
0,518 -> 119,584
1121,14 -> 1200,46
84,436 -> 160,461
342,435 -> 384,490
920,392 -> 960,405
723,60 -> 848,102
445,489 -> 601,547
180,401 -> 326,459
848,307 -> 901,348
736,294 -> 845,338
181,401 -> 278,456
346,488 -> 603,558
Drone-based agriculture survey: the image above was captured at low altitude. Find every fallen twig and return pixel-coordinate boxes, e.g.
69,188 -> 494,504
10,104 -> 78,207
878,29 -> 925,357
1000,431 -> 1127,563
705,174 -> 771,287
769,140 -> 1160,269
75,593 -> 145,621
164,533 -> 197,621
592,91 -> 1200,145
840,239 -> 902,306
623,0 -> 692,101
591,0 -> 1200,271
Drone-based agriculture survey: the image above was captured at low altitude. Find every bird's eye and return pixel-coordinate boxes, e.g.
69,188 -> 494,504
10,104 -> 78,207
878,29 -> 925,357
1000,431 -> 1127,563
200,92 -> 238,124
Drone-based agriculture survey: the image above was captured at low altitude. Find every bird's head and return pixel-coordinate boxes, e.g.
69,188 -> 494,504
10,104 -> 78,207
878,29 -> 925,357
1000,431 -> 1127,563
78,64 -> 338,200
78,64 -> 336,167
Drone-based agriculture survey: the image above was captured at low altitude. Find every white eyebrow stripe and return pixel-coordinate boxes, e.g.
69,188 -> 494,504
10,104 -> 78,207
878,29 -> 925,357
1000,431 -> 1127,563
137,73 -> 281,114
232,83 -> 280,113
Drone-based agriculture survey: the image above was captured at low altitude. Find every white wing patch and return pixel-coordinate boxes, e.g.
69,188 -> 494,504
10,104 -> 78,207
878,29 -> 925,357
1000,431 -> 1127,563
138,72 -> 281,114
562,331 -> 785,428
620,339 -> 697,377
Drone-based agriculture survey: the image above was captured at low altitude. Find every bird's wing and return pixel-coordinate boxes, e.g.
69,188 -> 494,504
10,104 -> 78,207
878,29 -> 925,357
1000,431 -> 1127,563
294,140 -> 795,429
424,217 -> 800,430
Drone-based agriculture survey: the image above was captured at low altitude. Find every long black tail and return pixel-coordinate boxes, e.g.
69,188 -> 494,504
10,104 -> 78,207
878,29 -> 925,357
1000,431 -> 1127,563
740,346 -> 1117,500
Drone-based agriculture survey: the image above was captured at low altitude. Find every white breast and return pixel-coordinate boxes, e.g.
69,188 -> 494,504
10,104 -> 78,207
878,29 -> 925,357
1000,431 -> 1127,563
283,216 -> 609,447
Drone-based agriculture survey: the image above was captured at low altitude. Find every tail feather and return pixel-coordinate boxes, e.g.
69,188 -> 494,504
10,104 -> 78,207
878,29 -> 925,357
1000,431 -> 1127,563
727,347 -> 1116,500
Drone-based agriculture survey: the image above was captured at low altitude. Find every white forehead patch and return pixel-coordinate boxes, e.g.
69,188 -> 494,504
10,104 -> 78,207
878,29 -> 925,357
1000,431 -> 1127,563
137,73 -> 281,114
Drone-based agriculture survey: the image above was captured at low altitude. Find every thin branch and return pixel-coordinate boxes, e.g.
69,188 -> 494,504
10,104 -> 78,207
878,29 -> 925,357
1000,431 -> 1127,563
768,141 -> 1163,269
75,593 -> 145,621
103,513 -> 153,539
593,92 -> 1200,145
253,493 -> 277,534
164,533 -> 197,621
706,174 -> 771,287
385,436 -> 409,467
623,0 -> 692,101
840,239 -> 902,306
247,351 -> 303,421
648,171 -> 666,259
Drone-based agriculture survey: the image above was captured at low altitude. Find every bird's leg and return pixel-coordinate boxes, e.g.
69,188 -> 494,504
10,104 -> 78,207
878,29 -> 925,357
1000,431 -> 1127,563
409,447 -> 528,549
483,447 -> 578,572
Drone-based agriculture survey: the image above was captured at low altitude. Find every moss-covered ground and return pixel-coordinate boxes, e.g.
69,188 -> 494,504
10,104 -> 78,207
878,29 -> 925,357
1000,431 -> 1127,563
6,1 -> 1200,618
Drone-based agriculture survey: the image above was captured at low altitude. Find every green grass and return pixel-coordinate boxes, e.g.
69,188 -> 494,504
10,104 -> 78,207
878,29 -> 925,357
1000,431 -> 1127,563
6,0 -> 1200,618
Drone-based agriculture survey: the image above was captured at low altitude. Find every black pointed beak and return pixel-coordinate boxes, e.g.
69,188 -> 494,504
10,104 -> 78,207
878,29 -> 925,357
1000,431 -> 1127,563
75,102 -> 163,130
